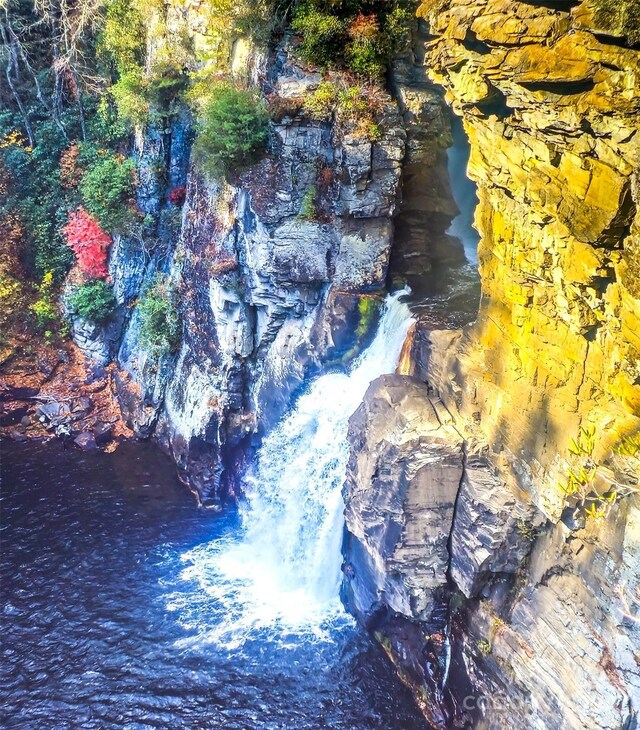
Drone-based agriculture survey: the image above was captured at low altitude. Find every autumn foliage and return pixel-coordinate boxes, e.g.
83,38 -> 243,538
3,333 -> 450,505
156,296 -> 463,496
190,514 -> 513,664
59,143 -> 83,189
63,207 -> 112,279
168,185 -> 186,206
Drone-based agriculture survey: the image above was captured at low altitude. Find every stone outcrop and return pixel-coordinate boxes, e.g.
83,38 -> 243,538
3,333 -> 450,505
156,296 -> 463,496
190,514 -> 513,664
343,375 -> 463,628
69,37 -> 445,501
418,0 -> 640,517
343,373 -> 639,730
342,2 -> 640,728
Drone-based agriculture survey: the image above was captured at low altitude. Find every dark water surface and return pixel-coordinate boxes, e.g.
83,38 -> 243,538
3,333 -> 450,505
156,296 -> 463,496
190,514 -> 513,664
0,440 -> 427,730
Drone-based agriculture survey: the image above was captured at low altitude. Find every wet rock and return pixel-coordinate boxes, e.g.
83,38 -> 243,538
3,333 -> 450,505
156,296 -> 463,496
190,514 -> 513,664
93,422 -> 113,447
74,432 -> 98,450
0,384 -> 40,401
342,374 -> 466,728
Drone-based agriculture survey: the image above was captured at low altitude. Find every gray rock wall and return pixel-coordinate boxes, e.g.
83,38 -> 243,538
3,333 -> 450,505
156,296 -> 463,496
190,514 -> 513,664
342,372 -> 640,730
68,45 -> 453,502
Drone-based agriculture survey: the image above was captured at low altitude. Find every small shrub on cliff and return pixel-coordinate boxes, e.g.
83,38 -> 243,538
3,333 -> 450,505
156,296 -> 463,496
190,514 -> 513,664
559,426 -> 640,520
29,272 -> 58,332
79,151 -> 136,233
304,81 -> 385,141
67,280 -> 117,325
63,207 -> 112,279
266,94 -> 304,122
137,275 -> 182,357
292,6 -> 348,68
110,70 -> 151,128
147,61 -> 190,112
345,14 -> 387,76
191,83 -> 269,179
298,185 -> 318,220
304,82 -> 339,120
168,186 -> 187,206
110,62 -> 189,129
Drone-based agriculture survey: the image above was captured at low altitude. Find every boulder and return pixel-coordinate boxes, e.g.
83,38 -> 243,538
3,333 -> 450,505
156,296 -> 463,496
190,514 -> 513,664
342,374 -> 463,627
74,432 -> 98,450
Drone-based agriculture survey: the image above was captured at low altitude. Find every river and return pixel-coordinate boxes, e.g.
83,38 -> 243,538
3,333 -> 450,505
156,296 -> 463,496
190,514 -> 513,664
0,296 -> 428,730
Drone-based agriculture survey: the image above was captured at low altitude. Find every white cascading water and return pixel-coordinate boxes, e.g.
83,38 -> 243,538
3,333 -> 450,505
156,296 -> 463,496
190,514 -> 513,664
170,291 -> 414,648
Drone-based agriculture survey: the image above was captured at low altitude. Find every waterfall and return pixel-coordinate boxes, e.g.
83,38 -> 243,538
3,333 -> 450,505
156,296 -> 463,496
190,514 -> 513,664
171,291 -> 414,648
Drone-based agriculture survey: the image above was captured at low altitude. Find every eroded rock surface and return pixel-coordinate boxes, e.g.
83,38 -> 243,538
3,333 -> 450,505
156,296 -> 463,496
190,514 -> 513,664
68,39 -> 451,501
343,2 -> 640,727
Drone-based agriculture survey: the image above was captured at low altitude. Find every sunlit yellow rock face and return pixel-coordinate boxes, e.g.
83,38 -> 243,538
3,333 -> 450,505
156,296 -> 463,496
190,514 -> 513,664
418,0 -> 640,517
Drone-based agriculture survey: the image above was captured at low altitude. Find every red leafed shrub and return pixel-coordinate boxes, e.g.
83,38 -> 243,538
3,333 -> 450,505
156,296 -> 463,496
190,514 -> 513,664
348,14 -> 380,40
168,185 -> 186,206
63,207 -> 112,279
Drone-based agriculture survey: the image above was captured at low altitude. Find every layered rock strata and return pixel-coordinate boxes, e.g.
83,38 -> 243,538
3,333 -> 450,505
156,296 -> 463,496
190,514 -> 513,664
343,2 -> 640,728
69,36 -> 455,502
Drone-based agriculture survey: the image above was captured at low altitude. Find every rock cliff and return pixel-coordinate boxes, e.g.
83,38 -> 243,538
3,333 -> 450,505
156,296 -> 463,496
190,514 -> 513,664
342,1 -> 640,728
67,31 -> 458,502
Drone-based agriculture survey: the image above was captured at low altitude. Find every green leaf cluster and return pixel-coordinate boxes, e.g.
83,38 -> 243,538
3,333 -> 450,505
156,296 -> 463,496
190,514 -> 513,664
291,0 -> 413,76
78,150 -> 136,233
191,83 -> 269,179
137,275 -> 182,357
67,280 -> 118,325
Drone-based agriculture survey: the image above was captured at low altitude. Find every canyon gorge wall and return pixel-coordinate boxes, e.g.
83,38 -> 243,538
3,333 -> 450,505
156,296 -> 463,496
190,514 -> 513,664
341,1 -> 640,728
67,14 -> 455,503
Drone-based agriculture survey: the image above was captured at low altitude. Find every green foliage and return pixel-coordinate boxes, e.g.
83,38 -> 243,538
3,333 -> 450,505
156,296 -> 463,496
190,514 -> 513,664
99,0 -> 146,75
191,83 -> 269,179
29,272 -> 59,331
137,275 -> 182,357
148,61 -> 190,111
560,426 -> 640,520
204,0 -> 286,46
303,82 -> 339,120
87,97 -> 130,146
67,279 -> 117,325
110,61 -> 190,129
110,70 -> 151,128
0,114 -> 74,283
292,7 -> 348,68
303,81 -> 385,141
476,640 -> 492,656
592,0 -> 640,45
100,1 -> 190,129
78,150 -> 136,232
291,0 -> 413,75
356,296 -> 381,338
298,185 -> 318,220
